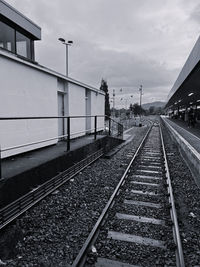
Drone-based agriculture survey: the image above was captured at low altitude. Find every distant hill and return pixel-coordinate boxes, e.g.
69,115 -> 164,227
142,101 -> 166,110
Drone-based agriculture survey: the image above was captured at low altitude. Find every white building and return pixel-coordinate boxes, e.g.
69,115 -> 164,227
0,0 -> 105,158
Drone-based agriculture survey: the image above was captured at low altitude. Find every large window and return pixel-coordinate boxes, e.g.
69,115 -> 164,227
16,31 -> 31,59
0,21 -> 15,52
0,20 -> 34,60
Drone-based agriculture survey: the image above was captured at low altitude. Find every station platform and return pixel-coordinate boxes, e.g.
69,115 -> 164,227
1,116 -> 147,181
0,123 -> 149,208
163,117 -> 200,154
1,135 -> 106,180
0,133 -> 125,207
161,116 -> 200,187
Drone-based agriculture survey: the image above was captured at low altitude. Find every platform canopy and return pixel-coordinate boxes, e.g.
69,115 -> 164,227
166,36 -> 200,110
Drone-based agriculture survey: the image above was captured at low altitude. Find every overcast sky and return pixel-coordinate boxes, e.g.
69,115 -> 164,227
6,0 -> 200,107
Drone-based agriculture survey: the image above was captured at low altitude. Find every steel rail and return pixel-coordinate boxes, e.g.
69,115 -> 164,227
72,125 -> 152,267
0,149 -> 103,231
160,124 -> 185,267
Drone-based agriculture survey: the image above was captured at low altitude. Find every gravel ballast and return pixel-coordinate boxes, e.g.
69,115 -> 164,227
161,121 -> 200,266
0,126 -> 148,266
2,116 -> 199,266
87,124 -> 176,267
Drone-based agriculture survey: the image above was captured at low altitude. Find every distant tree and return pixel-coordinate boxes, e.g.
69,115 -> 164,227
100,79 -> 111,117
115,109 -> 119,117
156,107 -> 163,115
126,109 -> 130,118
149,106 -> 155,114
132,103 -> 146,116
148,106 -> 164,115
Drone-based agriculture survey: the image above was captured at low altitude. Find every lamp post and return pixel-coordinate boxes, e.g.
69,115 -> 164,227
112,89 -> 115,118
58,38 -> 73,76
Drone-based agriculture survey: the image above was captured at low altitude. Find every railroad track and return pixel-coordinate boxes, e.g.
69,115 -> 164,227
0,149 -> 103,231
72,123 -> 185,267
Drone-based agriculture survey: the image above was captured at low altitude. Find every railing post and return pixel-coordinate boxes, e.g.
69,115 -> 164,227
109,117 -> 111,136
94,116 -> 97,140
0,145 -> 2,179
67,117 -> 70,151
117,123 -> 120,136
119,124 -> 123,138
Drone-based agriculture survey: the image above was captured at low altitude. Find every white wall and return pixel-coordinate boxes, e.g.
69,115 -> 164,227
68,85 -> 105,137
68,83 -> 86,138
0,56 -> 58,158
57,78 -> 68,137
0,52 -> 105,158
91,92 -> 105,132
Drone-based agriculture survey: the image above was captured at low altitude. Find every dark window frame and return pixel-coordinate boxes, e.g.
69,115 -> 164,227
0,20 -> 16,52
0,16 -> 35,61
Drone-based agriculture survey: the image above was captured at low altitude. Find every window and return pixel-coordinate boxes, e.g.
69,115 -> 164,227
16,31 -> 31,59
0,20 -> 34,60
0,21 -> 15,52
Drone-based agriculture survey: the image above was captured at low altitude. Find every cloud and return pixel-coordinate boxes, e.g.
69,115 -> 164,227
189,1 -> 200,25
5,0 -> 200,105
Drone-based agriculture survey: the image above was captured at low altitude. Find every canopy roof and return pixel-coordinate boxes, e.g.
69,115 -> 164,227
166,36 -> 200,109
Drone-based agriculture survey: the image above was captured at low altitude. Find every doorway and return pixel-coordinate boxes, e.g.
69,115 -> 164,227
58,92 -> 65,138
85,89 -> 91,133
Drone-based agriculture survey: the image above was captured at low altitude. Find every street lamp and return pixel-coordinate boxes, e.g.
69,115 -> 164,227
58,38 -> 73,76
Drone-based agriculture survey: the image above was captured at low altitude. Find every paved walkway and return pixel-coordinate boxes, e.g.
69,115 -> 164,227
1,135 -> 105,179
163,117 -> 200,154
0,118 -> 159,180
2,118 -> 168,181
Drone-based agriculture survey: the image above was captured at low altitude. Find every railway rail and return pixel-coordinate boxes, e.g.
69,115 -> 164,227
0,149 -> 103,231
72,123 -> 185,267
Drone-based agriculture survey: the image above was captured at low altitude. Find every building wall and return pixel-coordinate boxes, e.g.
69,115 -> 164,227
68,83 -> 86,138
57,78 -> 68,137
0,52 -> 105,158
0,55 -> 58,158
91,92 -> 105,132
85,89 -> 91,133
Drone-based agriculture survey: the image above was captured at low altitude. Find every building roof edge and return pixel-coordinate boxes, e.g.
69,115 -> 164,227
0,0 -> 41,40
0,0 -> 41,30
0,49 -> 105,95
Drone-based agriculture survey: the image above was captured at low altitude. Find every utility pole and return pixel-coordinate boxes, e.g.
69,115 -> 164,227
139,85 -> 143,126
139,85 -> 143,108
125,99 -> 128,109
113,89 -> 115,118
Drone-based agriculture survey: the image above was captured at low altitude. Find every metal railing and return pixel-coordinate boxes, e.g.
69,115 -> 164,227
0,115 -> 123,179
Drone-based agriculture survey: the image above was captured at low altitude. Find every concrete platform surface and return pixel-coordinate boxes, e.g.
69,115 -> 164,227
163,117 -> 200,154
162,116 -> 200,187
1,135 -> 105,179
